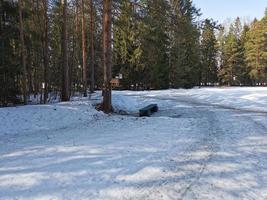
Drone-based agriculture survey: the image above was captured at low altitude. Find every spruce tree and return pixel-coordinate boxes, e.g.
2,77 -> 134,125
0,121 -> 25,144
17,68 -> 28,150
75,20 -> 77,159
0,0 -> 21,105
169,0 -> 201,88
200,19 -> 218,85
141,0 -> 170,89
113,1 -> 143,89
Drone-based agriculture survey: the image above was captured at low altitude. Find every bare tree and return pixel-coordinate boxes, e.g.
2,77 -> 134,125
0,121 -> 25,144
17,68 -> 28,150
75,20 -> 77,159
61,0 -> 70,101
18,0 -> 27,104
102,0 -> 112,113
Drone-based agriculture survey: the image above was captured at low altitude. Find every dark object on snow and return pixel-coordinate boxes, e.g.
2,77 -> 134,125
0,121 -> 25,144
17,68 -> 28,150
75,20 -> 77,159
95,103 -> 114,113
139,104 -> 158,117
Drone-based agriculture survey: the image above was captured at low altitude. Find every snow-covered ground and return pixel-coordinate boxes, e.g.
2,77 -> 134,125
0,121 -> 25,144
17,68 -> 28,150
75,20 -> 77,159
0,87 -> 267,200
113,87 -> 267,113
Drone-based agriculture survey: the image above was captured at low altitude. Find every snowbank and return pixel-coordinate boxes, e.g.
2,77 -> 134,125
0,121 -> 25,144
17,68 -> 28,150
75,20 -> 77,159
112,93 -> 141,114
0,97 -> 103,136
173,87 -> 267,112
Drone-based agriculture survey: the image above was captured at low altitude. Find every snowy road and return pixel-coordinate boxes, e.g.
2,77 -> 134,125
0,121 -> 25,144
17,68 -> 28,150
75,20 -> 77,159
138,94 -> 267,199
1,90 -> 267,199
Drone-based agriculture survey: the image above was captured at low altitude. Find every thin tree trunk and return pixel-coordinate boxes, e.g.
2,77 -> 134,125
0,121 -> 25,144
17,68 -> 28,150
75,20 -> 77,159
75,0 -> 80,92
18,0 -> 27,104
81,0 -> 87,97
61,0 -> 70,101
42,0 -> 49,104
90,0 -> 95,93
102,0 -> 112,113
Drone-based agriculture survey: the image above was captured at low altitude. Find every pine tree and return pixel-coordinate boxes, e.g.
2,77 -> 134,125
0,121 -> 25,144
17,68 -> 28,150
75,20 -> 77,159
90,0 -> 95,93
239,24 -> 251,85
61,0 -> 70,101
200,19 -> 218,85
245,16 -> 267,84
42,0 -> 49,103
219,19 -> 244,86
102,0 -> 112,113
81,0 -> 87,97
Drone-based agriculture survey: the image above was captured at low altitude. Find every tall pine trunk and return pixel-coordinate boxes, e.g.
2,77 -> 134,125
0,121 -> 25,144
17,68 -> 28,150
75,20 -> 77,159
18,0 -> 27,104
42,0 -> 49,103
81,0 -> 87,97
90,0 -> 95,93
61,0 -> 70,101
102,0 -> 112,113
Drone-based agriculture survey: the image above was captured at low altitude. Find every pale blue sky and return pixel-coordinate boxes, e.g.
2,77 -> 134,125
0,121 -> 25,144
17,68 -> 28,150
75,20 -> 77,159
193,0 -> 267,23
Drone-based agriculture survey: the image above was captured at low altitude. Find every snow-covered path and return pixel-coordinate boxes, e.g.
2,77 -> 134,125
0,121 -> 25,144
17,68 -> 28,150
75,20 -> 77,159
1,89 -> 267,200
146,95 -> 267,199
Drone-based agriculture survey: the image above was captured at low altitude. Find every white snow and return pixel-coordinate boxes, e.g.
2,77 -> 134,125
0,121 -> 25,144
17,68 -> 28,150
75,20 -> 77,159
0,96 -> 103,137
112,93 -> 140,114
1,87 -> 267,200
113,87 -> 267,113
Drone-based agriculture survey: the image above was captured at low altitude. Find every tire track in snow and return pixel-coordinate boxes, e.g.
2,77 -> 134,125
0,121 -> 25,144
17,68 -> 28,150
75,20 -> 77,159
134,101 -> 223,199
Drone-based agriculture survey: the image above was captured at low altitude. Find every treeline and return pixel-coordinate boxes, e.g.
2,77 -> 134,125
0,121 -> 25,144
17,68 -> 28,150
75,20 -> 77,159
218,15 -> 267,86
0,0 -> 267,106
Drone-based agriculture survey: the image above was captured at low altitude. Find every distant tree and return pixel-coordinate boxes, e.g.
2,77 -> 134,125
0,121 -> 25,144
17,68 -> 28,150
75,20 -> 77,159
200,19 -> 218,85
141,0 -> 170,89
169,0 -> 201,88
219,19 -> 244,86
113,1 -> 143,89
18,0 -> 27,104
42,0 -> 49,103
245,16 -> 267,84
0,0 -> 21,105
239,24 -> 251,85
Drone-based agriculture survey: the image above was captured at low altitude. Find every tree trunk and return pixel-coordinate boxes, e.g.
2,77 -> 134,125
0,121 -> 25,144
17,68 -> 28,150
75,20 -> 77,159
61,0 -> 70,101
42,0 -> 49,104
102,0 -> 112,113
18,0 -> 27,104
81,0 -> 87,97
90,0 -> 95,93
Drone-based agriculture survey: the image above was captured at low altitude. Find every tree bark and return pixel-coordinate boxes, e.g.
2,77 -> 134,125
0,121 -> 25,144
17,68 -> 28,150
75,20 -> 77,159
102,0 -> 112,113
18,0 -> 27,104
61,0 -> 70,101
81,0 -> 87,97
42,0 -> 49,103
90,0 -> 95,93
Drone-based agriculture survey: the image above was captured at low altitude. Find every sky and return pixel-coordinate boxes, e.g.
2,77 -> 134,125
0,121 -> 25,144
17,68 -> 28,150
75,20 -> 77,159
193,0 -> 267,24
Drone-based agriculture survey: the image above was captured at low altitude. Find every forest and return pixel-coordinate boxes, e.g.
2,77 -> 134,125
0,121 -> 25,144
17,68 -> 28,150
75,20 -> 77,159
0,0 -> 267,108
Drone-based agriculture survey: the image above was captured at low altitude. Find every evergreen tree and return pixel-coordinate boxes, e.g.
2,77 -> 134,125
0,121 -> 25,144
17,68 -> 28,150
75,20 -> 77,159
245,16 -> 267,84
239,24 -> 251,85
219,19 -> 244,85
113,1 -> 143,89
169,0 -> 201,88
141,0 -> 170,89
0,0 -> 21,105
216,26 -> 226,77
200,19 -> 218,85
